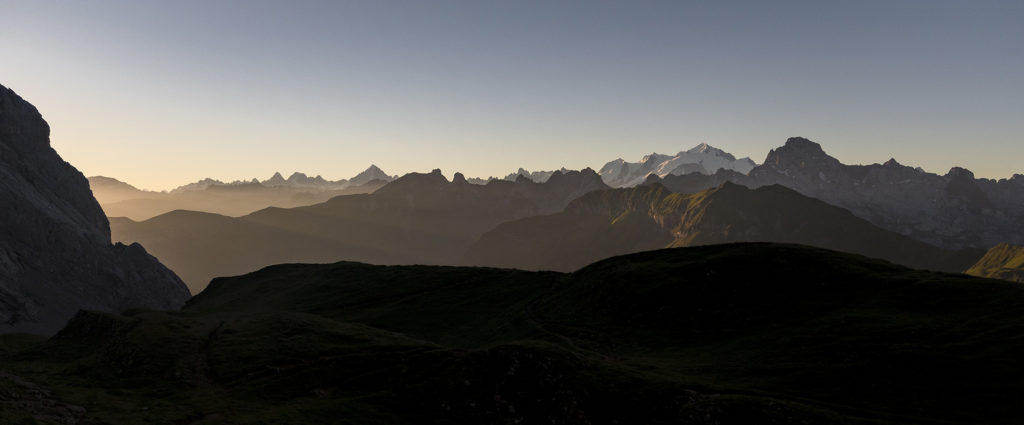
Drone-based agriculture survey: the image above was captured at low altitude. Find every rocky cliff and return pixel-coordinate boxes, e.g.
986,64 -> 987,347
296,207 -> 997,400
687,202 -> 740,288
0,83 -> 190,334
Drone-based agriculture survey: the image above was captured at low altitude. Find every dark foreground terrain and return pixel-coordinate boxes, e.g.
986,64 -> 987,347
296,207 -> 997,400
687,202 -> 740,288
3,243 -> 1024,424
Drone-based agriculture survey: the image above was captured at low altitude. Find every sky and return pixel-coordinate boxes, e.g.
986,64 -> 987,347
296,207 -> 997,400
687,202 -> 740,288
1,0 -> 1021,191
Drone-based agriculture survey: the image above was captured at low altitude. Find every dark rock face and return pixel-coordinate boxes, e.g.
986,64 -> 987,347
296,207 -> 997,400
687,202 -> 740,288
0,84 -> 190,335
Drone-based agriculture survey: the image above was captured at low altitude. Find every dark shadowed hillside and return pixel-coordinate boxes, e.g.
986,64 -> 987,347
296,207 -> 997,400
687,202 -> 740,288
465,182 -> 983,272
3,244 -> 1024,424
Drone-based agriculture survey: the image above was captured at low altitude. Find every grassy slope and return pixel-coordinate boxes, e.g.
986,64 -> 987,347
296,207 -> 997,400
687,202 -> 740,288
966,243 -> 1024,283
2,243 -> 1023,424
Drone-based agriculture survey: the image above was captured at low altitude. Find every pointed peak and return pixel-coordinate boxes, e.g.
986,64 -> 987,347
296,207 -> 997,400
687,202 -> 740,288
883,158 -> 901,167
267,172 -> 285,182
349,164 -> 393,184
686,142 -> 717,154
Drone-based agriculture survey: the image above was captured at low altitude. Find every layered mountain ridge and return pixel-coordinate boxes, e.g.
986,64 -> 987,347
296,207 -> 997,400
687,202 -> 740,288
170,164 -> 396,193
465,181 -> 981,272
111,167 -> 610,292
653,137 -> 1024,250
90,171 -> 390,221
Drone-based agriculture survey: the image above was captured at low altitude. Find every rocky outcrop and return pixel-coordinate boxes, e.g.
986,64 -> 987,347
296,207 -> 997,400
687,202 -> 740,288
0,83 -> 190,335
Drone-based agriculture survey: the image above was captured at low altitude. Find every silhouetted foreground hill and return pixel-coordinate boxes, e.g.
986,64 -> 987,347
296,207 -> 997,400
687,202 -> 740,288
466,182 -> 982,273
967,243 -> 1024,283
112,169 -> 609,292
0,83 -> 189,335
2,243 -> 1023,424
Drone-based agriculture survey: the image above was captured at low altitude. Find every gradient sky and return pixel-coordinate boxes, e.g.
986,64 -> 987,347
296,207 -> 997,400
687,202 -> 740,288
2,0 -> 1021,191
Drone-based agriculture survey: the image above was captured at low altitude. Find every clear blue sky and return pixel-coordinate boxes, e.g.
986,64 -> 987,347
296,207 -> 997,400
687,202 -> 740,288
2,0 -> 1021,190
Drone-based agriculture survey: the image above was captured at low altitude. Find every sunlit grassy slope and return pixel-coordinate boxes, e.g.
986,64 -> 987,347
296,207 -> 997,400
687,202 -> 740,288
967,243 -> 1024,283
3,243 -> 1023,424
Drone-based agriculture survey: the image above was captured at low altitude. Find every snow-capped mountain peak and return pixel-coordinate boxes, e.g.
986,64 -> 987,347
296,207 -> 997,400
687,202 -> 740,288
598,144 -> 756,187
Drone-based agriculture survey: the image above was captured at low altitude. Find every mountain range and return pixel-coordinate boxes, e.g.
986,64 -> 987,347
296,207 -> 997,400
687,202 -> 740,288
89,167 -> 392,220
98,137 -> 1024,256
5,81 -> 1024,424
465,181 -> 982,273
650,137 -> 1024,250
109,136 -> 1023,293
111,168 -> 610,292
173,164 -> 396,192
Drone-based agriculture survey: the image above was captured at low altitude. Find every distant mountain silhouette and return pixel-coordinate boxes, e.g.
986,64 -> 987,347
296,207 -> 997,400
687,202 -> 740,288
500,167 -> 571,183
598,143 -> 757,187
167,165 -> 395,193
348,164 -> 394,186
650,137 -> 1024,250
966,243 -> 1024,283
111,168 -> 610,292
0,83 -> 189,334
90,176 -> 388,220
465,182 -> 982,272
87,175 -> 158,203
